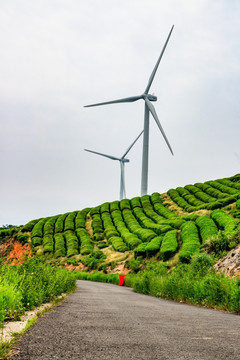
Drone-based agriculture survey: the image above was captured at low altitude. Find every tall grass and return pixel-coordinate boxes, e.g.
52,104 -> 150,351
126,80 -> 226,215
0,258 -> 76,323
125,255 -> 240,312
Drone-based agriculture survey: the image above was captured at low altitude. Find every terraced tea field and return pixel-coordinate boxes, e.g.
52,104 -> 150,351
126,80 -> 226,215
2,174 -> 240,266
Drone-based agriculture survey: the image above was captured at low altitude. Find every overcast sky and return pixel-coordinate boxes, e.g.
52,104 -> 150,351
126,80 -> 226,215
1,0 -> 240,226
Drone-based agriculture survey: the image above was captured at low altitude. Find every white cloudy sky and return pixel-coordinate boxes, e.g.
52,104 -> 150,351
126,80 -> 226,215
0,0 -> 240,226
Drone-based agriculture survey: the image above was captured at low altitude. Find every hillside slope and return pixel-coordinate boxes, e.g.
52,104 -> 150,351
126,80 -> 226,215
1,174 -> 240,274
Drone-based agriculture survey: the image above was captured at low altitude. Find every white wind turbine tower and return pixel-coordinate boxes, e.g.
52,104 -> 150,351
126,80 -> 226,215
84,25 -> 174,196
84,130 -> 143,200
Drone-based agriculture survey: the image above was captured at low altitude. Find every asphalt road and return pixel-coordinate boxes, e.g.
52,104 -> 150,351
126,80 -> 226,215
11,280 -> 239,360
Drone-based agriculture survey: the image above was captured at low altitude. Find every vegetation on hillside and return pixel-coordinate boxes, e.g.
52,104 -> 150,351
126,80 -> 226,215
0,174 -> 240,316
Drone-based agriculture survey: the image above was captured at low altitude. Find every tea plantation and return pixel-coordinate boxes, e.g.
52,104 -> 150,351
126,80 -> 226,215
2,174 -> 240,266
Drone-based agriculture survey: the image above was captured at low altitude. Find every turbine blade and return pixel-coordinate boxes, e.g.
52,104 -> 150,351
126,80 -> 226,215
84,95 -> 142,108
145,25 -> 174,94
84,149 -> 120,161
122,130 -> 144,159
145,98 -> 173,155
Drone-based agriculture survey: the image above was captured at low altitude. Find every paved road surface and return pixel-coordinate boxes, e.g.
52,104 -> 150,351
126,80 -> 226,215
11,280 -> 239,360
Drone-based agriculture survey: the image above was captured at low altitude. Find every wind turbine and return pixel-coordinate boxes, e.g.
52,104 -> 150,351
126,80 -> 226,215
84,25 -> 174,196
84,130 -> 143,200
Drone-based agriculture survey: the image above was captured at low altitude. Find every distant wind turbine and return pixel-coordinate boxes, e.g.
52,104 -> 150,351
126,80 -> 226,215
84,25 -> 174,196
84,130 -> 143,200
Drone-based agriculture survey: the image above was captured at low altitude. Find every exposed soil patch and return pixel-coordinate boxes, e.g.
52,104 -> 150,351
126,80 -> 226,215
214,244 -> 240,277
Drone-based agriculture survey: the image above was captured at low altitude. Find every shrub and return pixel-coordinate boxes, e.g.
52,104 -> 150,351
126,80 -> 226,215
43,234 -> 54,253
130,197 -> 142,208
54,233 -> 66,258
196,216 -> 218,244
64,230 -> 79,257
13,233 -> 29,244
21,219 -> 40,232
179,222 -> 200,263
134,242 -> 148,258
43,216 -> 58,236
160,230 -> 178,261
64,212 -> 77,231
120,198 -> 131,211
125,258 -> 142,272
54,213 -> 68,233
97,241 -> 108,249
75,208 -> 90,229
145,236 -> 163,258
76,228 -> 94,255
31,218 -> 48,239
110,236 -> 129,252
210,209 -> 237,237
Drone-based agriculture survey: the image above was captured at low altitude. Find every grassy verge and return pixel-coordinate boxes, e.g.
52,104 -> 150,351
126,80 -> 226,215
0,293 -> 72,359
75,271 -> 119,284
0,257 -> 76,323
125,254 -> 240,312
75,254 -> 240,313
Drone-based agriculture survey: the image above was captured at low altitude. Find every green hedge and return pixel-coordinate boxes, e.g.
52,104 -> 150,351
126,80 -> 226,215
195,216 -> 218,243
179,222 -> 200,263
43,234 -> 54,253
55,213 -> 68,233
145,236 -> 163,258
210,210 -> 237,237
160,230 -> 178,261
110,236 -> 129,252
54,233 -> 66,257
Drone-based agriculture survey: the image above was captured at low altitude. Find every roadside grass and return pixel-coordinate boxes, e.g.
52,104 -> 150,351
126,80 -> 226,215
76,253 -> 240,313
0,293 -> 71,359
0,257 -> 76,326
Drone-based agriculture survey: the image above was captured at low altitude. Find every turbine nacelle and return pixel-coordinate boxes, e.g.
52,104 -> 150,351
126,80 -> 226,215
121,158 -> 130,163
144,94 -> 157,102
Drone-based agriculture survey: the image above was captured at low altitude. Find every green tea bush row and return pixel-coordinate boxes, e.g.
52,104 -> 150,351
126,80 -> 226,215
64,211 -> 77,231
179,221 -> 200,263
100,202 -> 110,214
122,209 -> 157,242
194,182 -> 229,199
102,212 -> 119,239
150,193 -> 177,219
195,216 -> 218,243
160,230 -> 178,260
145,236 -> 163,258
207,180 -> 240,196
119,198 -> 131,211
64,230 -> 79,257
111,210 -> 141,249
167,189 -> 196,212
90,205 -> 101,216
210,210 -> 237,237
43,216 -> 58,236
21,219 -> 40,232
31,218 -> 49,239
76,228 -> 94,255
141,195 -> 166,223
75,208 -> 90,229
132,207 -> 172,235
134,242 -> 148,257
91,213 -> 104,241
219,178 -> 240,190
184,184 -> 215,202
109,201 -> 120,212
130,196 -> 142,208
109,236 -> 129,252
54,233 -> 66,257
176,187 -> 204,207
55,213 -> 68,233
43,234 -> 54,253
